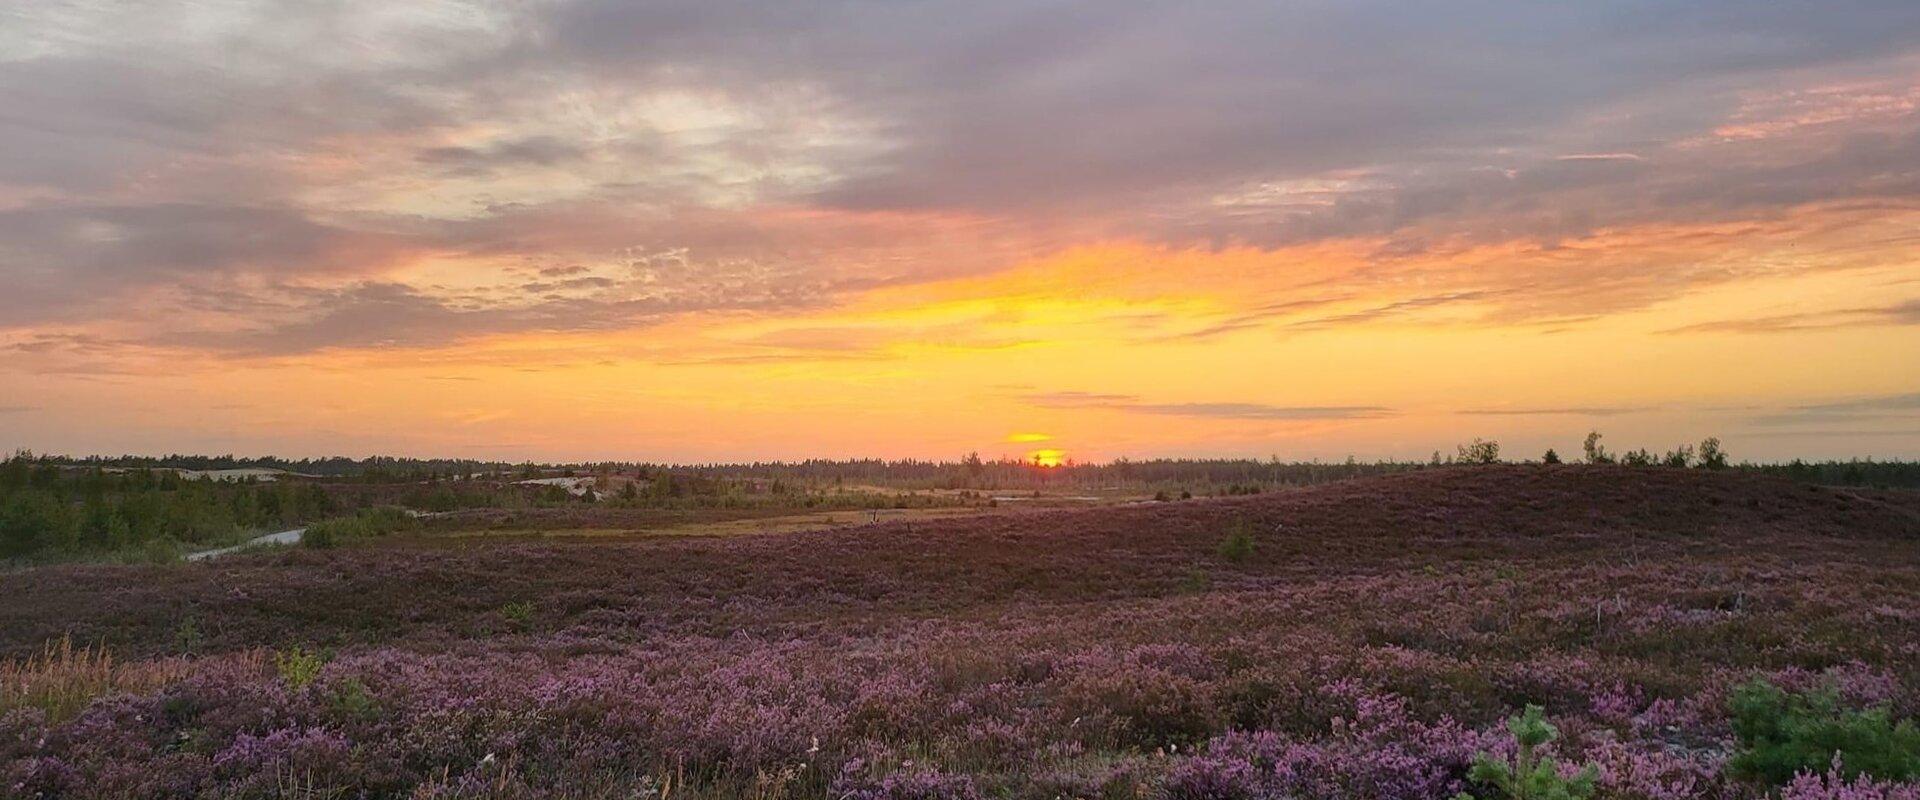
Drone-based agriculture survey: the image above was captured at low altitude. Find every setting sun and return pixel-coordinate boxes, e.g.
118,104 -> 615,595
1027,449 -> 1068,468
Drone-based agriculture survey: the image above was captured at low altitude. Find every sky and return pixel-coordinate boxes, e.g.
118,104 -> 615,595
2,0 -> 1919,464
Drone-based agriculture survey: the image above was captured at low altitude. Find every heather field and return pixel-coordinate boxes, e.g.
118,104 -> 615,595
4,466 -> 1919,799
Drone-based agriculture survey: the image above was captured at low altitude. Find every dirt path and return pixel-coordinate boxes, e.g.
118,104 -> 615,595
183,527 -> 305,561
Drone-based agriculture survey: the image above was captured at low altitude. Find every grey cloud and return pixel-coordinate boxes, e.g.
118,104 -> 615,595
1288,292 -> 1501,331
0,204 -> 420,324
1126,403 -> 1396,421
142,269 -> 849,357
1738,428 -> 1920,438
1662,299 -> 1920,334
1025,391 -> 1392,420
1023,391 -> 1141,406
1147,296 -> 1353,342
1795,393 -> 1920,414
535,0 -> 1920,219
417,136 -> 594,178
519,276 -> 617,293
1746,391 -> 1920,428
6,0 -> 1920,353
1460,407 -> 1654,417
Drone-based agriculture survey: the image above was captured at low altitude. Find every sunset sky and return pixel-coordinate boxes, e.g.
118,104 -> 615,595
3,1 -> 1919,463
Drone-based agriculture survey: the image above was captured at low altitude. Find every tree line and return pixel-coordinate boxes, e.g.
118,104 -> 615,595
1,454 -> 337,561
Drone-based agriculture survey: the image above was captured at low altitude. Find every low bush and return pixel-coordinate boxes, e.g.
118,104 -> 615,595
274,646 -> 325,691
300,518 -> 349,548
1728,679 -> 1920,786
500,600 -> 536,630
1216,519 -> 1255,564
301,505 -> 416,549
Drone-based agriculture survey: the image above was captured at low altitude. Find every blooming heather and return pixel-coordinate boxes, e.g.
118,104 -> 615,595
1,467 -> 1916,798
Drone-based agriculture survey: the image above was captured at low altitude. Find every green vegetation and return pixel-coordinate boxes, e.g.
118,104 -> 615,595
1727,679 -> 1920,786
1,451 -> 335,561
1698,437 -> 1729,470
1455,705 -> 1599,800
500,600 -> 536,630
11,435 -> 1920,566
1,637 -> 185,723
1457,438 -> 1501,464
1583,431 -> 1613,465
274,647 -> 325,691
328,677 -> 379,721
1216,518 -> 1255,563
300,506 -> 417,549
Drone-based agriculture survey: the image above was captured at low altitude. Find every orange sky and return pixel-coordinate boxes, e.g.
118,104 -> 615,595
2,3 -> 1918,462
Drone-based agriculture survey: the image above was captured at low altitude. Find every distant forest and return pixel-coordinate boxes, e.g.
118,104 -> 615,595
22,444 -> 1920,489
6,442 -> 1920,563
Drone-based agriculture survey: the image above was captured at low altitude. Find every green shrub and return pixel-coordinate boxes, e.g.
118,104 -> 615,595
173,618 -> 201,655
1727,679 -> 1920,786
328,676 -> 379,720
300,518 -> 350,548
500,601 -> 536,630
1455,705 -> 1598,800
1216,519 -> 1255,564
301,506 -> 416,549
274,646 -> 325,691
358,505 -> 418,534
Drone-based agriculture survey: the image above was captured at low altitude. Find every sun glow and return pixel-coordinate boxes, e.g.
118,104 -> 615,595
1026,449 -> 1068,468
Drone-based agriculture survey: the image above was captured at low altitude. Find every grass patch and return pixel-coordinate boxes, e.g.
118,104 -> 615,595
0,637 -> 261,723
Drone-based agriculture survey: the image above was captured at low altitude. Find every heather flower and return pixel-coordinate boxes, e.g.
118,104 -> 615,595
1779,763 -> 1920,800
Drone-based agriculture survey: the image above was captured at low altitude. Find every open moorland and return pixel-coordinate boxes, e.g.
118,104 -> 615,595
3,465 -> 1920,799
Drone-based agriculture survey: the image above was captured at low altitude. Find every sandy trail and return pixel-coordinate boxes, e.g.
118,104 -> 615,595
183,527 -> 304,561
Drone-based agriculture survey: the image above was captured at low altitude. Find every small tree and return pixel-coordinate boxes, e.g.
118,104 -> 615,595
1697,437 -> 1728,470
1455,705 -> 1599,800
963,451 -> 985,482
1217,518 -> 1255,564
274,647 -> 325,691
1457,439 -> 1501,465
1541,449 -> 1561,465
1582,432 -> 1613,465
1662,445 -> 1695,468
